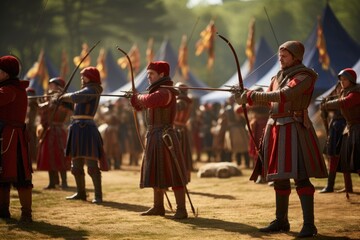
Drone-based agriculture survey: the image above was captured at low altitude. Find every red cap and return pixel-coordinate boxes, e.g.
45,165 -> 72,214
147,61 -> 170,77
0,55 -> 20,77
80,67 -> 101,83
338,68 -> 357,83
49,77 -> 66,88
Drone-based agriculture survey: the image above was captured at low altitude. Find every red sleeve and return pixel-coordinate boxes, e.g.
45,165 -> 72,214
340,92 -> 360,109
246,90 -> 254,106
138,89 -> 172,108
235,105 -> 243,114
0,86 -> 16,107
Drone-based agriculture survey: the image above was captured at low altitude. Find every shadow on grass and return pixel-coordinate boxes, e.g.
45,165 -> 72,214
188,191 -> 236,200
170,216 -> 264,238
99,201 -> 149,213
313,235 -> 351,240
4,218 -> 88,240
170,217 -> 353,240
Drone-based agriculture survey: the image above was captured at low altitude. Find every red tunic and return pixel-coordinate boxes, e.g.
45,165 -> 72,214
249,65 -> 327,181
326,85 -> 360,173
132,79 -> 188,189
0,79 -> 32,183
36,101 -> 72,171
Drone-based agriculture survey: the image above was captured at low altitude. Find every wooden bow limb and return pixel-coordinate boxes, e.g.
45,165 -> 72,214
217,33 -> 258,153
116,46 -> 145,151
43,41 -> 100,147
217,33 -> 264,182
49,40 -> 100,123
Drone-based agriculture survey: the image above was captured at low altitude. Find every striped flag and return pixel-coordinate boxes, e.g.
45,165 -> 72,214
117,43 -> 141,79
73,43 -> 91,69
245,18 -> 256,72
96,48 -> 107,80
316,16 -> 330,70
26,49 -> 49,94
195,19 -> 216,69
178,35 -> 189,80
146,37 -> 155,65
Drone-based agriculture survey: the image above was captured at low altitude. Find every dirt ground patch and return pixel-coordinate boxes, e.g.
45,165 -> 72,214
1,160 -> 359,240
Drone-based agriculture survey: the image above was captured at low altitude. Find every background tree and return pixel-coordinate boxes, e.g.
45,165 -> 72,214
0,0 -> 359,87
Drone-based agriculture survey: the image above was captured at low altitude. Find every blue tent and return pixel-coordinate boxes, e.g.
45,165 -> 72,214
201,37 -> 277,104
101,39 -> 208,103
102,49 -> 128,93
353,59 -> 360,81
256,4 -> 360,98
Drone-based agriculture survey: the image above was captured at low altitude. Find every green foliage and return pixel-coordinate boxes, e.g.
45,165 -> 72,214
0,0 -> 359,87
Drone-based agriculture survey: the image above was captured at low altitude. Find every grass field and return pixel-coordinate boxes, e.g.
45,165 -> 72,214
1,158 -> 359,240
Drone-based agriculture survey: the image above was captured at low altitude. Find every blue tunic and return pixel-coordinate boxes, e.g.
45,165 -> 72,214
65,83 -> 106,169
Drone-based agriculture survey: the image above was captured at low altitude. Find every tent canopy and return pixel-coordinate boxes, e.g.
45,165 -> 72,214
201,37 -> 277,104
101,39 -> 209,103
255,4 -> 360,98
102,49 -> 128,93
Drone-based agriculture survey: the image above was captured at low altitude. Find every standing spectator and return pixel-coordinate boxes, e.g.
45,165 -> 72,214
322,68 -> 360,194
230,100 -> 250,167
319,83 -> 350,193
211,103 -> 231,162
174,82 -> 193,180
235,41 -> 328,237
36,77 -> 73,189
0,55 -> 33,222
200,103 -> 217,162
247,89 -> 270,183
130,61 -> 188,219
59,66 -> 108,204
189,101 -> 203,163
98,103 -> 122,170
25,88 -> 39,164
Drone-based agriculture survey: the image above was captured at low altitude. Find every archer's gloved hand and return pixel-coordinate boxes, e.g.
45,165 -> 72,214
58,93 -> 73,103
130,92 -> 143,111
320,98 -> 328,111
124,91 -> 133,99
49,92 -> 62,105
234,89 -> 249,105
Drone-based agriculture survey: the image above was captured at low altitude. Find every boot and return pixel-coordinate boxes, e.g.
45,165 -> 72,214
337,173 -> 353,193
244,152 -> 250,168
44,171 -> 57,189
298,195 -> 317,238
0,186 -> 11,219
319,172 -> 336,193
114,158 -> 121,169
236,153 -> 241,166
173,188 -> 188,219
66,174 -> 86,201
141,188 -> 165,216
90,172 -> 103,204
60,171 -> 68,189
18,187 -> 32,223
54,171 -> 60,186
259,193 -> 290,232
107,158 -> 112,170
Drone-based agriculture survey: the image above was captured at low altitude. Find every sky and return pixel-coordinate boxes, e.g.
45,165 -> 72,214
186,0 -> 223,8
